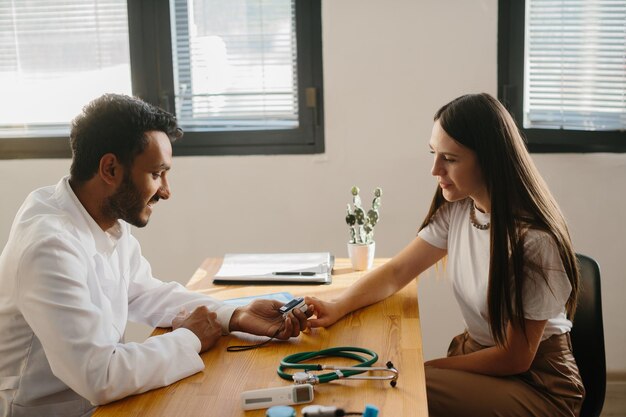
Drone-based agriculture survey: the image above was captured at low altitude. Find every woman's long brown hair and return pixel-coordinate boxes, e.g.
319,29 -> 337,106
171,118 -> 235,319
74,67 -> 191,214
420,93 -> 580,346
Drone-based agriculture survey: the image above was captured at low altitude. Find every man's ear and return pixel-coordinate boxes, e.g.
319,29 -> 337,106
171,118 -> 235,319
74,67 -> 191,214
99,153 -> 122,186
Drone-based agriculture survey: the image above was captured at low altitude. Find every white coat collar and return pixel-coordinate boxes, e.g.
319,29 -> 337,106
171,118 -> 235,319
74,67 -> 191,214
53,176 -> 123,257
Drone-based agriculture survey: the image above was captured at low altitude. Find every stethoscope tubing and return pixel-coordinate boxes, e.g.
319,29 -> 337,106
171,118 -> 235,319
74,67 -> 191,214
278,346 -> 379,384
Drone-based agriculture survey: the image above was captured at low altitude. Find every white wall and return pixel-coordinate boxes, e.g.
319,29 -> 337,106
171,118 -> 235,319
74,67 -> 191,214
1,0 -> 624,373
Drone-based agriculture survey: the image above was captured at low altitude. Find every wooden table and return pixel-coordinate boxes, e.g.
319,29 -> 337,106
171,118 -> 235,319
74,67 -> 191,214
94,258 -> 428,417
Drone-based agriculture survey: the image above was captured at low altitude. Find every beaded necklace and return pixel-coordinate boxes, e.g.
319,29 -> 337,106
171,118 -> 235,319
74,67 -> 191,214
470,202 -> 490,230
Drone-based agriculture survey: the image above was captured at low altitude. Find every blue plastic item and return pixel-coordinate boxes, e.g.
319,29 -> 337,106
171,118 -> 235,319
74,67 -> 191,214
266,405 -> 296,417
362,404 -> 379,417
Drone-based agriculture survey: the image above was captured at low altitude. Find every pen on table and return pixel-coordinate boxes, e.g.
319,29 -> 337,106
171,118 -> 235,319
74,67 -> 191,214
272,271 -> 317,276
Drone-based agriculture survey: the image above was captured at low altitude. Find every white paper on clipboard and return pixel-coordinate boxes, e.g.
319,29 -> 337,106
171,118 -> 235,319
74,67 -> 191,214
213,252 -> 333,284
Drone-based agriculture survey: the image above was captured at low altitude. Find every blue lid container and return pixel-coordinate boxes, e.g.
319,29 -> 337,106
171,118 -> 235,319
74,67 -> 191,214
266,405 -> 296,417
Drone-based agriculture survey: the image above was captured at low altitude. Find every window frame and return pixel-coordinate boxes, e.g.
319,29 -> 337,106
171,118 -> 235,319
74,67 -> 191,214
498,0 -> 626,153
0,0 -> 324,159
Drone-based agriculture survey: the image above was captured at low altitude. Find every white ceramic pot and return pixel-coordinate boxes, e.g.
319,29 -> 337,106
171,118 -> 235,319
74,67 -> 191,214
347,241 -> 375,271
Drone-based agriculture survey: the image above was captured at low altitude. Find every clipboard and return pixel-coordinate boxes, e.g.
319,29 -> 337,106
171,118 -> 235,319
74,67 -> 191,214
213,252 -> 333,284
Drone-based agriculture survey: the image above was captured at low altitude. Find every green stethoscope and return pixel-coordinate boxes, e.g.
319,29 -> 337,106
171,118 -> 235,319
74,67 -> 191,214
277,346 -> 399,387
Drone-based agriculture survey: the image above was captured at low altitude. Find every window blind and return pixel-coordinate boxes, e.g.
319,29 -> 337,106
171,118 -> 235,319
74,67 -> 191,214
524,0 -> 626,131
170,0 -> 299,131
0,0 -> 131,138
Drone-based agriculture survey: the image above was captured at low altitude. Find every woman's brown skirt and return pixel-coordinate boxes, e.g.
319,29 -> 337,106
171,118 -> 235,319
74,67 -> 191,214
425,332 -> 585,417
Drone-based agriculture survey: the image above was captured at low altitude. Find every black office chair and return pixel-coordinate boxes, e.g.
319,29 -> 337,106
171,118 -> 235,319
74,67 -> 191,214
570,254 -> 606,417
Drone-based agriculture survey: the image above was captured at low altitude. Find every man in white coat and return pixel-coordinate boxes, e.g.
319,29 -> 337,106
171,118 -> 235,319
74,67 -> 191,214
0,94 -> 309,417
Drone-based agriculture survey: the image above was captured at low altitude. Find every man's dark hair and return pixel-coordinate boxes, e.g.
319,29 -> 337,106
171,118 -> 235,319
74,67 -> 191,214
69,94 -> 182,183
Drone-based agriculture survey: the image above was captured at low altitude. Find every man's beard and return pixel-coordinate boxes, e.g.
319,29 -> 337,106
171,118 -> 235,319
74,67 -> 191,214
102,175 -> 157,228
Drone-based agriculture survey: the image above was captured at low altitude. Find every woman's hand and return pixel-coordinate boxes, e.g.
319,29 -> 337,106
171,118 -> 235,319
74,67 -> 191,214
304,296 -> 346,328
228,299 -> 310,340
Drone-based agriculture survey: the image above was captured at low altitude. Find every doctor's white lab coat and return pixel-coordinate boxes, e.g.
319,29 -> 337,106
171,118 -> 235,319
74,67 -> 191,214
0,177 -> 236,417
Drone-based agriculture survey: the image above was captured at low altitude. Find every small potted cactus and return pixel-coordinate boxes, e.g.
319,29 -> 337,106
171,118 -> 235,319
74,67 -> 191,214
345,186 -> 382,270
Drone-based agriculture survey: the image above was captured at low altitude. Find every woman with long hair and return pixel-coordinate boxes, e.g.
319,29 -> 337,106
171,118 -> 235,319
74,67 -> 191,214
305,93 -> 584,416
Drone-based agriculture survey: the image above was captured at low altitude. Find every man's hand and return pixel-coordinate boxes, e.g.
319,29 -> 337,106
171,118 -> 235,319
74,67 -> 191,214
229,299 -> 310,339
172,306 -> 222,353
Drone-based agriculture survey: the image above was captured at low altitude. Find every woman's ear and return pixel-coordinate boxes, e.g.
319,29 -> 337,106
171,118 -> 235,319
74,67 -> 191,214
99,153 -> 122,186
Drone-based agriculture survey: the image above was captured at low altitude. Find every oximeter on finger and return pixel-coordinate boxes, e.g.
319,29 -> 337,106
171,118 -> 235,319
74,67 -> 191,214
278,297 -> 307,317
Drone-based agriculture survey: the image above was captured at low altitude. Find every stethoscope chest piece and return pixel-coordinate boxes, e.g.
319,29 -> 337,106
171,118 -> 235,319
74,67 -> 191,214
293,371 -> 320,385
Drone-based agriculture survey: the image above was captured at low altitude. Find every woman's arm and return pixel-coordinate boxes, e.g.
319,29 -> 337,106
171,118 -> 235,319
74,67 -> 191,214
306,237 -> 446,327
425,318 -> 547,376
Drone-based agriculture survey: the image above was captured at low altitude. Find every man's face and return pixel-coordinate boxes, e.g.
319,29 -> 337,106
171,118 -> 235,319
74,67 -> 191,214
102,131 -> 173,228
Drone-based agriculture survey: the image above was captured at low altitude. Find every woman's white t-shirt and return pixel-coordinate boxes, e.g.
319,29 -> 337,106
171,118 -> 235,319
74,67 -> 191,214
418,198 -> 572,346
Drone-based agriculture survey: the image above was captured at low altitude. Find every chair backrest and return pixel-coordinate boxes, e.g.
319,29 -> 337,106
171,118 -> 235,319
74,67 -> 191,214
570,254 -> 606,417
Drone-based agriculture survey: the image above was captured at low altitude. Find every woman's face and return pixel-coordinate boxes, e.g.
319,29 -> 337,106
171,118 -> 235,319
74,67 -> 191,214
429,120 -> 490,212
